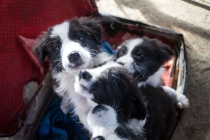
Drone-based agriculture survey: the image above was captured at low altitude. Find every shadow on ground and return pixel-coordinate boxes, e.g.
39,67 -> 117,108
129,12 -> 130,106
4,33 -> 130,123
114,0 -> 210,40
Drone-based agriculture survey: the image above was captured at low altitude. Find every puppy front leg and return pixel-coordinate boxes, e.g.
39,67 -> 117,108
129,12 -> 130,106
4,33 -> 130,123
60,97 -> 70,114
87,105 -> 122,140
162,85 -> 189,109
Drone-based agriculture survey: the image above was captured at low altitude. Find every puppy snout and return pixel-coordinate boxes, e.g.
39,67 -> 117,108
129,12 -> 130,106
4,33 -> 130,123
79,70 -> 92,81
92,105 -> 108,114
68,51 -> 81,63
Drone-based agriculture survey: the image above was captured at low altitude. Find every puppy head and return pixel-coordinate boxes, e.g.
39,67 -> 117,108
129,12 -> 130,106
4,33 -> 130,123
34,17 -> 102,75
115,37 -> 174,84
74,61 -> 140,119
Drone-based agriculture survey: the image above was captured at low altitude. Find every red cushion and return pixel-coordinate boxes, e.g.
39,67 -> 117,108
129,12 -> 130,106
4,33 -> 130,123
0,0 -> 94,135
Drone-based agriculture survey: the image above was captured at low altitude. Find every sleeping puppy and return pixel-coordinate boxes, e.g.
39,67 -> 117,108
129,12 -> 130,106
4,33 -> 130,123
74,61 -> 177,140
115,37 -> 189,109
34,17 -> 105,130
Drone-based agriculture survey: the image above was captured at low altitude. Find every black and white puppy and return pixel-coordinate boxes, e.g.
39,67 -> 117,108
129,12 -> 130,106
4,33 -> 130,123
115,37 -> 189,109
34,17 -> 105,130
74,62 -> 177,140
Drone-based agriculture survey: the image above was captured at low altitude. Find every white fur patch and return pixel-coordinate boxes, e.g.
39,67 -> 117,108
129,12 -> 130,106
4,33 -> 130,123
94,52 -> 115,66
126,118 -> 146,135
74,75 -> 94,100
51,21 -> 69,39
116,38 -> 143,74
138,67 -> 165,87
125,38 -> 144,53
88,61 -> 121,82
87,105 -> 121,140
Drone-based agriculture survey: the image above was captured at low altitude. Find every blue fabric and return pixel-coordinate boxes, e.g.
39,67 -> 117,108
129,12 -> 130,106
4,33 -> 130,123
38,97 -> 89,140
38,41 -> 115,140
100,41 -> 116,55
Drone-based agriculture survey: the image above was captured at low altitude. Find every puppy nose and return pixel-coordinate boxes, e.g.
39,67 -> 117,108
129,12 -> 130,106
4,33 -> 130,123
68,51 -> 80,62
79,70 -> 92,81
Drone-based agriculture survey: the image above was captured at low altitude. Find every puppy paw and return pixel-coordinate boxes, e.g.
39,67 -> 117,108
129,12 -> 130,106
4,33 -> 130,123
177,94 -> 189,109
88,105 -> 118,130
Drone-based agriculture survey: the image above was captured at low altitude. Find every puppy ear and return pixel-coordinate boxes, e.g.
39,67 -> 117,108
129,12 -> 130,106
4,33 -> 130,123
161,44 -> 174,56
159,44 -> 174,63
79,17 -> 103,45
34,31 -> 49,62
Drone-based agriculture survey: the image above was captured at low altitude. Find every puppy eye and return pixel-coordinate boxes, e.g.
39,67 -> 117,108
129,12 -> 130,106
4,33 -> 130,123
78,35 -> 87,47
136,52 -> 143,57
117,50 -> 125,57
110,76 -> 117,83
117,46 -> 127,57
134,72 -> 142,79
90,81 -> 99,90
136,51 -> 145,61
78,35 -> 84,42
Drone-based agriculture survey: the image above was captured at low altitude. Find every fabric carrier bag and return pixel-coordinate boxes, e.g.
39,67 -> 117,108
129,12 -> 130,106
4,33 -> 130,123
0,0 -> 187,139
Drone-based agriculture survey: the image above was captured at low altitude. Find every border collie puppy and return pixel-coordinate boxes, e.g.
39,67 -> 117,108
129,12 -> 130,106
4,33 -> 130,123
115,37 -> 189,109
74,62 -> 177,140
34,17 -> 105,130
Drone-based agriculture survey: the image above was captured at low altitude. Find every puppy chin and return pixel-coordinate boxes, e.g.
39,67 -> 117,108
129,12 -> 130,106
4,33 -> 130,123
63,60 -> 91,74
74,78 -> 94,100
64,65 -> 84,74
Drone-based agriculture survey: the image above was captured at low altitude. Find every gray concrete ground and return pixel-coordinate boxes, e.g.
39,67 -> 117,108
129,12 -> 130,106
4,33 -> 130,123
96,0 -> 210,140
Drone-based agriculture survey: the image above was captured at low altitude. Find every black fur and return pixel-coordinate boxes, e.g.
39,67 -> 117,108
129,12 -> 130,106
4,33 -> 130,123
92,104 -> 108,114
68,17 -> 102,55
140,85 -> 177,140
83,67 -> 147,121
34,31 -> 51,62
69,17 -> 103,46
82,66 -> 177,140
